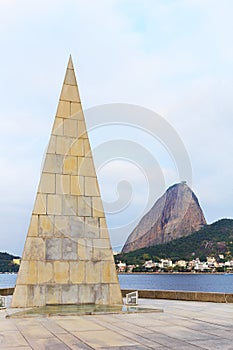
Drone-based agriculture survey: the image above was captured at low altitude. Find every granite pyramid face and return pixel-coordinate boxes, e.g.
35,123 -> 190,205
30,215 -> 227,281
12,57 -> 122,307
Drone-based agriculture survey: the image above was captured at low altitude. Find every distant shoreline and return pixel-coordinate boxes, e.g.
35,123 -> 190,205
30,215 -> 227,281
118,272 -> 229,275
0,271 -> 231,276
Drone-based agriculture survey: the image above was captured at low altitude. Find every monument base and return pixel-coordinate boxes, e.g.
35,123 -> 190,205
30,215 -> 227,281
7,303 -> 163,318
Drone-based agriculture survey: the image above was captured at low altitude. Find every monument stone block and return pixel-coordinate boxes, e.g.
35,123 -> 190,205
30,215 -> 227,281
70,175 -> 84,195
61,84 -> 80,102
85,177 -> 99,196
33,193 -> 46,215
64,119 -> 78,138
56,136 -> 73,155
70,139 -> 84,157
92,197 -> 105,217
71,102 -> 82,119
47,135 -> 56,154
56,100 -> 70,118
61,285 -> 78,304
84,139 -> 91,156
54,216 -> 70,235
46,238 -> 62,260
77,196 -> 92,216
86,261 -> 101,284
85,217 -> 99,238
23,237 -> 45,261
39,215 -> 53,236
56,174 -> 70,194
70,261 -> 85,284
62,238 -> 77,260
44,154 -> 63,174
63,156 -> 77,175
94,284 -> 109,304
46,285 -> 61,304
69,216 -> 85,238
38,261 -> 53,284
28,215 -> 38,237
99,218 -> 109,238
39,173 -> 55,193
78,284 -> 94,304
78,157 -> 96,176
62,195 -> 77,215
77,238 -> 93,261
54,261 -> 69,283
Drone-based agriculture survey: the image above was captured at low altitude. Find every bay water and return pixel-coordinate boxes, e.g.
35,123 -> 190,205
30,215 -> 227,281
119,273 -> 233,293
1,273 -> 233,293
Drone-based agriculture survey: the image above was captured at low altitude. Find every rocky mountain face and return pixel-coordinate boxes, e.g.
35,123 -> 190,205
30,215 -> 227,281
122,182 -> 206,253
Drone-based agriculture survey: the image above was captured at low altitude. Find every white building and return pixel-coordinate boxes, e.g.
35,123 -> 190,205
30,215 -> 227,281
159,259 -> 173,269
143,260 -> 157,269
117,261 -> 126,272
175,260 -> 187,268
194,260 -> 209,271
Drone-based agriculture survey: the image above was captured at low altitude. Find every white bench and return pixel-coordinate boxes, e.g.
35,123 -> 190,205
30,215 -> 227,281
125,291 -> 138,305
0,296 -> 6,309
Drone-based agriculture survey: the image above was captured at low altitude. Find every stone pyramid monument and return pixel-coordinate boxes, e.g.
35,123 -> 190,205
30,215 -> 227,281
12,56 -> 122,307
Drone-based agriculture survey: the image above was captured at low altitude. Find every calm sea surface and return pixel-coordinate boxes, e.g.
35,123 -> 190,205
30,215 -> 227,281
0,274 -> 17,288
118,273 -> 233,293
1,273 -> 233,293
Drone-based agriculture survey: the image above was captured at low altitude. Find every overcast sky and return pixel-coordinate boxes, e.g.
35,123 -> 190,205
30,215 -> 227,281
0,0 -> 233,255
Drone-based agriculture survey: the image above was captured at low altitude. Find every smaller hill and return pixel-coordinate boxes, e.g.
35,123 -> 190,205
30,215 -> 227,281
0,252 -> 21,273
116,219 -> 233,265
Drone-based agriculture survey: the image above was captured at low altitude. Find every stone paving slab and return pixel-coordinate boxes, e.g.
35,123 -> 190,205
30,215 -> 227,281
72,329 -> 138,348
0,299 -> 233,349
0,348 -> 32,350
55,333 -> 94,350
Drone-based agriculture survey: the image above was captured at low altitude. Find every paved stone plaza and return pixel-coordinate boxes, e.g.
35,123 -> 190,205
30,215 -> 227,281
1,299 -> 233,349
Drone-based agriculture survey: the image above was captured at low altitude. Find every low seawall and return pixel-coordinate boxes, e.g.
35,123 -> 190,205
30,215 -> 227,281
0,288 -> 14,296
122,289 -> 233,303
1,288 -> 233,303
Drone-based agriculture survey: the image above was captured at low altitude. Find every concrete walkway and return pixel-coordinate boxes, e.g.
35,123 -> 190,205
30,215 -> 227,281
0,299 -> 233,349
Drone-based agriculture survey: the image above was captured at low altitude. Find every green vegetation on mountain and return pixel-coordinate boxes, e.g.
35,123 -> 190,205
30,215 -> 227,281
116,219 -> 233,265
0,252 -> 20,273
